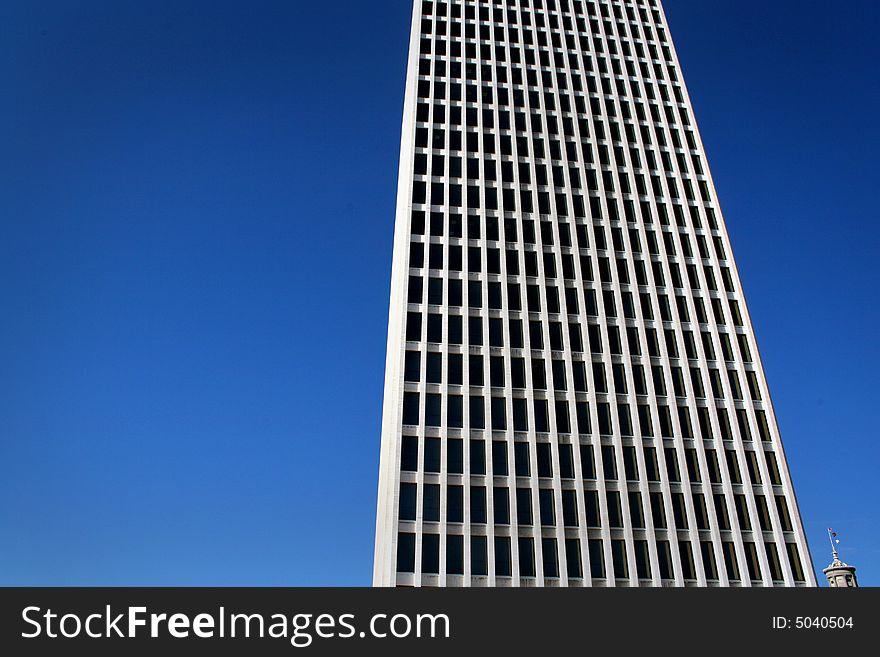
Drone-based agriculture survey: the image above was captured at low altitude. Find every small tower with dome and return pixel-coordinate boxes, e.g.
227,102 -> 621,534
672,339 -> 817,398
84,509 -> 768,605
823,528 -> 858,588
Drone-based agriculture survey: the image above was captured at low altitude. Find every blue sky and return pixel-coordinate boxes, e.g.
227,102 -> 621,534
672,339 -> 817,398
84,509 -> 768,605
0,0 -> 877,586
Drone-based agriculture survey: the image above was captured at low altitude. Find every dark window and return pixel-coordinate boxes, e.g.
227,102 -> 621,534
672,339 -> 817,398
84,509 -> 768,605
534,399 -> 549,432
588,539 -> 605,578
492,441 -> 508,476
422,534 -> 440,574
492,397 -> 507,430
401,436 -> 418,471
602,445 -> 618,480
518,537 -> 536,577
472,536 -> 488,576
399,483 -> 417,521
397,533 -> 416,572
490,356 -> 505,387
448,486 -> 464,523
424,437 -> 441,473
470,439 -> 486,475
471,486 -> 487,524
559,444 -> 575,478
565,539 -> 583,578
406,312 -> 422,342
494,487 -> 510,525
611,540 -> 629,579
580,444 -> 596,479
514,442 -> 530,477
585,490 -> 601,527
657,541 -> 674,580
428,277 -> 443,305
539,488 -> 555,526
404,351 -> 421,382
425,393 -> 442,426
403,392 -> 420,426
495,537 -> 512,576
470,395 -> 485,429
426,352 -> 442,384
446,535 -> 464,575
537,443 -> 553,477
427,314 -> 443,343
423,484 -> 440,522
543,538 -> 559,577
516,488 -> 533,525
448,438 -> 463,474
448,353 -> 463,386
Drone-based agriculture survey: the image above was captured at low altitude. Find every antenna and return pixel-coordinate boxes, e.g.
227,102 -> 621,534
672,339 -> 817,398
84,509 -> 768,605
827,528 -> 840,561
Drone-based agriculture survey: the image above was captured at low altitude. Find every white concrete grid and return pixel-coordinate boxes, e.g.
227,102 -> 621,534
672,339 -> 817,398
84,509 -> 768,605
373,0 -> 816,588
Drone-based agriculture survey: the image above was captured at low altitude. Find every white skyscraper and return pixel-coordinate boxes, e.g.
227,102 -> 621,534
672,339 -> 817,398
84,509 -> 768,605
374,0 -> 815,587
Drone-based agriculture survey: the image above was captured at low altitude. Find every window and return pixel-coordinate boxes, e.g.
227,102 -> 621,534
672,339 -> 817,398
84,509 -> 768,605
635,540 -> 651,579
650,492 -> 667,529
471,486 -> 487,524
401,436 -> 418,472
657,541 -> 674,580
787,543 -> 806,582
607,491 -> 623,528
543,538 -> 559,578
428,277 -> 443,305
775,495 -> 794,531
534,399 -> 550,432
601,445 -> 618,480
447,438 -> 463,474
427,314 -> 443,343
425,393 -> 442,426
449,353 -> 463,385
537,443 -> 553,477
470,439 -> 486,475
397,533 -> 416,572
472,536 -> 488,576
516,488 -> 533,525
403,392 -> 419,425
426,352 -> 442,383
744,542 -> 761,581
585,490 -> 601,527
565,539 -> 583,578
559,443 -> 575,478
404,351 -> 421,382
469,354 -> 484,386
514,442 -> 530,477
495,537 -> 512,577
623,446 -> 639,480
494,487 -> 510,525
492,441 -> 508,476
611,540 -> 629,579
512,400 -> 529,434
701,542 -> 719,580
491,397 -> 507,430
580,444 -> 596,479
415,434 -> 439,476
518,537 -> 536,577
629,492 -> 645,528
539,489 -> 555,526
470,395 -> 485,429
588,539 -> 605,579
423,484 -> 440,522
765,543 -> 783,581
399,483 -> 417,521
422,534 -> 440,574
448,485 -> 464,523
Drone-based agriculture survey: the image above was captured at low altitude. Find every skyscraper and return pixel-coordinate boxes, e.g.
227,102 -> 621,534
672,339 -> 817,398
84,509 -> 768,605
374,0 -> 815,587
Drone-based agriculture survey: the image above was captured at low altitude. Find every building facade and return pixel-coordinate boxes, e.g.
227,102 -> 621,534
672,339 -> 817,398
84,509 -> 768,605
374,0 -> 815,587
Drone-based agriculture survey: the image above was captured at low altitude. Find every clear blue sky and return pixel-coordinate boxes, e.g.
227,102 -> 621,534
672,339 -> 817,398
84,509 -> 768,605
0,0 -> 876,586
